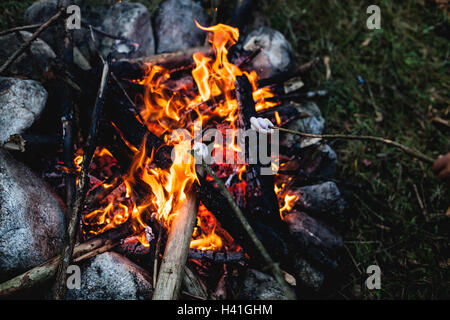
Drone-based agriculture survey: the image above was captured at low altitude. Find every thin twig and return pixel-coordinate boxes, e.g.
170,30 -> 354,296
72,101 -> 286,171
110,72 -> 146,125
81,21 -> 137,44
272,126 -> 434,164
153,225 -> 164,288
0,9 -> 63,75
14,30 -> 43,75
0,24 -> 42,37
0,21 -> 134,43
200,162 -> 296,300
53,61 -> 110,300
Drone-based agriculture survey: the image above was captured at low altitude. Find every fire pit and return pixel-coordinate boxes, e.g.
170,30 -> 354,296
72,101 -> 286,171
0,0 -> 348,300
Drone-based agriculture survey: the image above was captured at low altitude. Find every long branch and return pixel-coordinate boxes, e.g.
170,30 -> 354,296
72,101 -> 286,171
200,162 -> 296,300
0,24 -> 41,37
273,126 -> 435,164
52,61 -> 110,300
0,21 -> 134,43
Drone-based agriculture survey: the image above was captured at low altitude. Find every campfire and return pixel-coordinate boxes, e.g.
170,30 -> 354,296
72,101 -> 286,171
0,0 -> 349,300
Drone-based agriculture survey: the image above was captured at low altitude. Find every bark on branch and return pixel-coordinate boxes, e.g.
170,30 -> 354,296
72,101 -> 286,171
152,187 -> 199,300
273,126 -> 435,164
52,61 -> 110,300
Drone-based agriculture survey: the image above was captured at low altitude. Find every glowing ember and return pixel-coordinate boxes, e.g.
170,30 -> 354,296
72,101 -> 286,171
81,22 -> 291,251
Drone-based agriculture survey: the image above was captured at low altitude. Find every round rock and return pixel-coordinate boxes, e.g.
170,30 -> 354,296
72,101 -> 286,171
0,32 -> 56,80
0,77 -> 48,145
155,0 -> 209,53
238,268 -> 288,300
0,149 -> 65,282
101,2 -> 155,59
66,252 -> 153,300
243,27 -> 293,78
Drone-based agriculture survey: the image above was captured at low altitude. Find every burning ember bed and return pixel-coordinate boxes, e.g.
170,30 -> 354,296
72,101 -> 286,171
0,0 -> 349,300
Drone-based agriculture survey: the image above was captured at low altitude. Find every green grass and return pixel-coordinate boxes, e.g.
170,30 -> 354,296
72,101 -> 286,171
261,0 -> 450,299
1,0 -> 448,300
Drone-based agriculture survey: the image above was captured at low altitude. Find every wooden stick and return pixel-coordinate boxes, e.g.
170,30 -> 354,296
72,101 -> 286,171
14,30 -> 43,75
57,2 -> 77,225
200,162 -> 296,300
80,21 -> 136,43
0,224 -> 131,298
152,188 -> 199,300
53,61 -> 110,300
152,225 -> 165,288
272,126 -> 435,164
0,9 -> 63,75
0,21 -> 133,43
182,266 -> 208,300
0,24 -> 41,37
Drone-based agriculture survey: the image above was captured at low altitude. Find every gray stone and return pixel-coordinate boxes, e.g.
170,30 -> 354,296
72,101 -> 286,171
284,211 -> 343,270
24,0 -> 59,48
294,181 -> 346,216
24,0 -> 108,64
0,77 -> 48,145
155,0 -> 209,53
243,27 -> 293,78
280,102 -> 325,151
76,0 -> 110,27
238,269 -> 288,300
0,32 -> 56,80
0,149 -> 65,282
294,257 -> 324,292
101,2 -> 155,59
66,252 -> 153,300
303,144 -> 337,179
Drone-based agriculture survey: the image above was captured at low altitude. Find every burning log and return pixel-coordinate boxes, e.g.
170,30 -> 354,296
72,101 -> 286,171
199,162 -> 296,299
110,46 -> 210,80
196,173 -> 290,264
188,249 -> 246,263
0,223 -> 133,298
103,87 -> 172,169
236,74 -> 282,229
153,187 -> 199,300
84,171 -> 124,210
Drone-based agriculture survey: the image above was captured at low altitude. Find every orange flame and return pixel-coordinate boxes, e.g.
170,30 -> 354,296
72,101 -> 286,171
83,23 -> 280,250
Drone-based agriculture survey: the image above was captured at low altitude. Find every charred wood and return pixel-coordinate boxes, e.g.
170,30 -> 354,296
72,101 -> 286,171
235,74 -> 282,229
258,57 -> 319,88
188,249 -> 246,264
